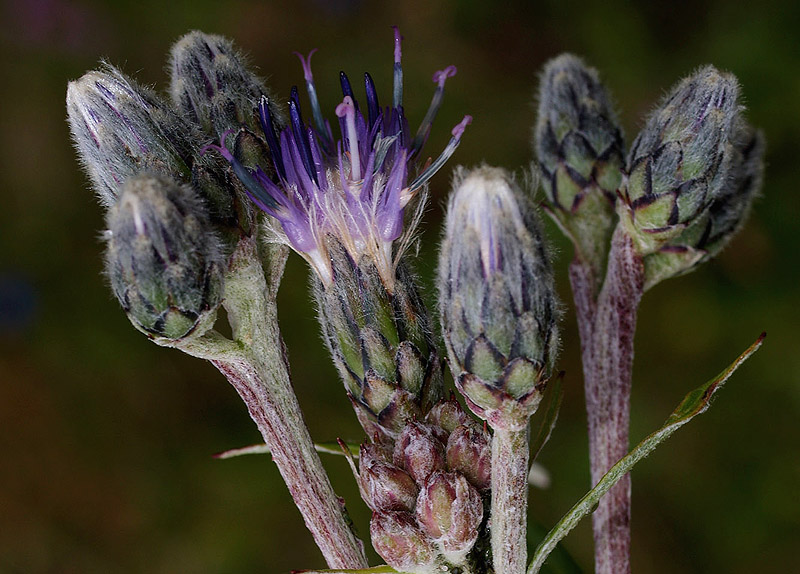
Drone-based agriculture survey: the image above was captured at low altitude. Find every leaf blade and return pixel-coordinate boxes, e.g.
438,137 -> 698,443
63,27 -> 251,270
526,333 -> 765,574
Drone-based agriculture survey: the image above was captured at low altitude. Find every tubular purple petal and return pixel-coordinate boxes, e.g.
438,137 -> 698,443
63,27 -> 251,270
209,28 -> 468,287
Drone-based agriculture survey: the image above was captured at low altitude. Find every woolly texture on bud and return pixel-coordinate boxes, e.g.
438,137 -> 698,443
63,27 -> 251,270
370,511 -> 439,574
315,240 -> 443,442
415,471 -> 484,565
534,54 -> 624,267
67,65 -> 195,207
439,166 -> 559,429
642,123 -> 765,289
169,31 -> 285,137
620,66 -> 741,256
105,173 -> 224,340
353,399 -> 489,571
446,423 -> 492,491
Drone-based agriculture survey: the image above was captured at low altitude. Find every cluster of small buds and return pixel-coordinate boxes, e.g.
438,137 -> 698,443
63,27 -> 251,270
68,31 -> 296,341
534,54 -> 624,271
351,397 -> 491,572
439,167 -> 559,430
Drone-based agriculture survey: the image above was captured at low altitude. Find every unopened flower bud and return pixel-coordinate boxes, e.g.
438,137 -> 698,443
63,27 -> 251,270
621,66 -> 741,255
169,31 -> 284,136
439,166 -> 559,429
104,173 -> 224,340
641,123 -> 765,289
67,65 -> 195,207
360,460 -> 419,513
394,421 -> 446,485
534,54 -> 624,267
318,240 -> 442,441
415,471 -> 484,565
425,396 -> 473,435
446,424 -> 492,491
370,511 -> 439,574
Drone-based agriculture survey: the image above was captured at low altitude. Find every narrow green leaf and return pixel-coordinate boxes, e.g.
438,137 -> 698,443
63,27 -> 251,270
292,566 -> 400,574
213,440 -> 361,460
213,444 -> 271,459
527,333 -> 765,574
315,440 -> 361,457
528,521 -> 584,574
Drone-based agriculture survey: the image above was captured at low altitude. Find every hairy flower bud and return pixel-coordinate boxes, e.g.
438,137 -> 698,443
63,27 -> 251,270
360,460 -> 419,513
534,54 -> 624,267
425,396 -> 473,435
415,471 -> 484,565
620,66 -> 741,255
169,31 -> 284,137
439,166 -> 559,429
370,511 -> 439,574
446,424 -> 492,491
316,240 -> 443,441
394,421 -> 446,485
67,65 -> 195,207
641,123 -> 765,289
104,173 -> 224,340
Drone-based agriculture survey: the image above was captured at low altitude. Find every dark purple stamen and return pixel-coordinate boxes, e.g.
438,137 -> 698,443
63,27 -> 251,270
201,131 -> 280,211
339,71 -> 356,108
258,96 -> 286,180
364,72 -> 381,128
289,86 -> 319,186
392,25 -> 403,108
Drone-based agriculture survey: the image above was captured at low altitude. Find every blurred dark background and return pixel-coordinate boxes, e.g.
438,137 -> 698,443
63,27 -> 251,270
1,0 -> 798,572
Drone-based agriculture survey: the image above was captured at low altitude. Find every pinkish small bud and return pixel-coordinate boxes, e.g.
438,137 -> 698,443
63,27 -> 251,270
394,421 -> 446,485
415,471 -> 484,565
360,461 -> 419,512
425,396 -> 473,435
360,442 -> 391,466
370,511 -> 439,574
446,424 -> 492,491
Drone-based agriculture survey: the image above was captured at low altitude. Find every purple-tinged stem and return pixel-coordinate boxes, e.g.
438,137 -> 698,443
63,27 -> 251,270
211,355 -> 367,569
491,426 -> 530,574
571,228 -> 643,574
174,238 -> 367,570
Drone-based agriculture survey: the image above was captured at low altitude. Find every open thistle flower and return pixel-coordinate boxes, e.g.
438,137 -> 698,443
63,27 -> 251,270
206,27 -> 471,288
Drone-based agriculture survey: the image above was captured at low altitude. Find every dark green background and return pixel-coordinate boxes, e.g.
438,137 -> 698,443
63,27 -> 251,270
1,0 -> 798,572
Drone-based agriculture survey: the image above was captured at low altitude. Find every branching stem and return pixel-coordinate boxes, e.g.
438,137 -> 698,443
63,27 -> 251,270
168,237 -> 367,569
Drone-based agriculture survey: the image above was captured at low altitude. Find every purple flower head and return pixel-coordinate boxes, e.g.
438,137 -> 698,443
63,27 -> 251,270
206,28 -> 471,286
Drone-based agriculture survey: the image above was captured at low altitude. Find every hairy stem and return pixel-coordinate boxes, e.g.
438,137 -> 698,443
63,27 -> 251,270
177,238 -> 367,569
572,228 -> 643,574
491,425 -> 530,574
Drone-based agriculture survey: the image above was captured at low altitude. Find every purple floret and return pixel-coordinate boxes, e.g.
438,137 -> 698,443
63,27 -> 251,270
210,28 -> 470,284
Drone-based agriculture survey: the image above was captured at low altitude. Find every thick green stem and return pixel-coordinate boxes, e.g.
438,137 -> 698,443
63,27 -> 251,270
491,425 -> 530,574
171,238 -> 367,569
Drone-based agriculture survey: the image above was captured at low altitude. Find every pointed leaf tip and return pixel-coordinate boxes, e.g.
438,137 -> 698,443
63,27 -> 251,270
526,333 -> 764,573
